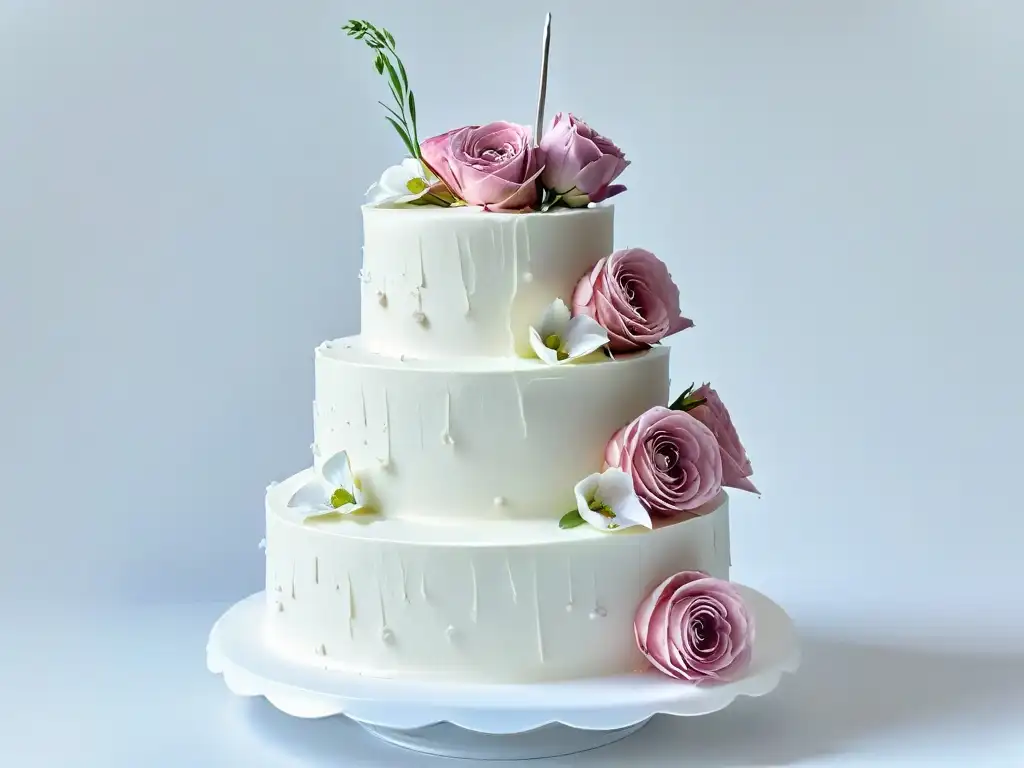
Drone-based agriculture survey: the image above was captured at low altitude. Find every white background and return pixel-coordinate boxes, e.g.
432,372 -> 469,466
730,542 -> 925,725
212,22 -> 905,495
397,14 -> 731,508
2,1 -> 1023,765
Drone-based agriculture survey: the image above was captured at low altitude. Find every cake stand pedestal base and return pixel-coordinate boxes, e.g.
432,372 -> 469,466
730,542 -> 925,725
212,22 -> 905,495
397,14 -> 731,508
361,720 -> 650,761
208,587 -> 799,761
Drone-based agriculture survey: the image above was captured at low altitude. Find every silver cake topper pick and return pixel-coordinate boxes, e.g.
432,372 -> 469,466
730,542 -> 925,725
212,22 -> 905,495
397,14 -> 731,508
534,13 -> 552,146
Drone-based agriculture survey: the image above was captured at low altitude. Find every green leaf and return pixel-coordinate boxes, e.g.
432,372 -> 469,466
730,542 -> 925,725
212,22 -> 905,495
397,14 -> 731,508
396,57 -> 409,91
374,53 -> 385,75
385,116 -> 417,157
388,80 -> 402,112
382,28 -> 396,48
330,487 -> 357,508
407,90 -> 417,126
377,100 -> 405,125
559,509 -> 586,529
381,55 -> 404,100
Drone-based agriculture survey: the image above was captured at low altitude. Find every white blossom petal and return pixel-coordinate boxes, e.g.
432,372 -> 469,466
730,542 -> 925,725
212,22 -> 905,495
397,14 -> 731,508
321,450 -> 354,490
596,468 -> 652,529
539,299 -> 571,338
287,480 -> 331,512
574,468 -> 651,531
561,314 -> 610,361
529,325 -> 561,365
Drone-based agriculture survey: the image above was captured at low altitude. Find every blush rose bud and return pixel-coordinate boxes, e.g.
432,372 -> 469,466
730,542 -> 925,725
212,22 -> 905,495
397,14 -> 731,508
539,113 -> 630,207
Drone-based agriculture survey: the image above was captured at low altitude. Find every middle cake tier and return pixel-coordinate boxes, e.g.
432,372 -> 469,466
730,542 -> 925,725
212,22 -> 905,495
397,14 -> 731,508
313,336 -> 670,521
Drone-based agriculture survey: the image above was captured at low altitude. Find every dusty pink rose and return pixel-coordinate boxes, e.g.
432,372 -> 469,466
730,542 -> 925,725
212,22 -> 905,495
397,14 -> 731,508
605,406 -> 723,517
571,248 -> 693,353
539,112 -> 629,206
635,570 -> 754,683
420,122 -> 544,211
688,385 -> 759,494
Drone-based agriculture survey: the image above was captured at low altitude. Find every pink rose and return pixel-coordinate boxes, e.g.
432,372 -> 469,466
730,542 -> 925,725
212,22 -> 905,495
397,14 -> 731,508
420,122 -> 544,211
605,406 -> 723,517
635,571 -> 754,683
538,112 -> 629,206
571,248 -> 693,353
688,385 -> 759,494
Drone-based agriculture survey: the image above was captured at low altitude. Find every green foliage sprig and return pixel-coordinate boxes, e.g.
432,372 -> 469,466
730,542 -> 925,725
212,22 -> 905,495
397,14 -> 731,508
668,383 -> 708,413
343,19 -> 421,161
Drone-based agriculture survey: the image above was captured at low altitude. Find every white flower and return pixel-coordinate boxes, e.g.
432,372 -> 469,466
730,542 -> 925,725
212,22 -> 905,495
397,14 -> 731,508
574,468 -> 652,532
365,158 -> 438,205
287,450 -> 371,522
528,299 -> 609,365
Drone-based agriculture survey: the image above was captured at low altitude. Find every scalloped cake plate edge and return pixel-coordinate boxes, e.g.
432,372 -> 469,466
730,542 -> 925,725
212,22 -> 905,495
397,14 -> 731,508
207,584 -> 800,734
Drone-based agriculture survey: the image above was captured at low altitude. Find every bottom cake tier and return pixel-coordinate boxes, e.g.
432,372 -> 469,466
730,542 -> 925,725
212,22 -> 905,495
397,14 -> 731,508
263,470 -> 732,683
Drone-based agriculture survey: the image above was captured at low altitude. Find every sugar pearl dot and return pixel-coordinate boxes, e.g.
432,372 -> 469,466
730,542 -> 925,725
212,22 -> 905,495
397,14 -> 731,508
275,601 -> 284,612
589,607 -> 607,620
523,272 -> 534,283
376,290 -> 387,307
315,643 -> 326,655
493,496 -> 506,507
412,310 -> 427,324
381,627 -> 395,645
445,625 -> 457,642
565,603 -> 574,613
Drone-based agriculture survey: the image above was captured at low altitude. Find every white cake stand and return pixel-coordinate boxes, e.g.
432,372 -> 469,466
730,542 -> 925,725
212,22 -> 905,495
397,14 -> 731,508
207,586 -> 800,760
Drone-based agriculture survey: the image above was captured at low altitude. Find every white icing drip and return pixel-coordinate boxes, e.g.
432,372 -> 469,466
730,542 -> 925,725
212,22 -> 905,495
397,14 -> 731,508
291,561 -> 296,599
505,557 -> 518,604
566,556 -> 574,611
399,556 -> 408,603
445,625 -> 456,643
419,569 -> 428,601
315,556 -> 319,585
275,601 -> 284,612
441,386 -> 455,445
522,213 -> 532,268
416,399 -> 424,450
512,378 -> 528,438
360,384 -> 369,445
381,627 -> 395,645
315,643 -> 326,656
382,387 -> 391,466
589,607 -> 607,620
591,570 -> 600,616
417,234 -> 427,288
470,560 -> 479,623
347,572 -> 356,638
713,525 -> 717,553
378,586 -> 388,632
533,559 -> 545,664
456,233 -> 472,316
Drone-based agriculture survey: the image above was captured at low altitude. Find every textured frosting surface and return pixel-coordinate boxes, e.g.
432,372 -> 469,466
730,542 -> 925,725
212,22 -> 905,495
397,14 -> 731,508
264,471 -> 731,683
359,205 -> 613,359
313,337 -> 669,521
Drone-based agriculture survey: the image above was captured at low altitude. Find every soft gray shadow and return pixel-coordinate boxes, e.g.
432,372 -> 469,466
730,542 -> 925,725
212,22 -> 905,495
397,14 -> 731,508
232,633 -> 1024,766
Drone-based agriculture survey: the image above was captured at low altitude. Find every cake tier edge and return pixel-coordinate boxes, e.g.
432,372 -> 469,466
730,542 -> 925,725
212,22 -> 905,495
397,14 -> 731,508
264,469 -> 731,683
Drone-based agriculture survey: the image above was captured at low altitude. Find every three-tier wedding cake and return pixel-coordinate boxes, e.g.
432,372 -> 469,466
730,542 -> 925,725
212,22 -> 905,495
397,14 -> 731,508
259,19 -> 760,687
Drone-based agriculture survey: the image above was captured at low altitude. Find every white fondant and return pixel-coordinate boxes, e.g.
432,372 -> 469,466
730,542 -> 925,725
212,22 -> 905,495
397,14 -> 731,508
312,338 -> 669,521
359,205 -> 614,359
264,472 -> 730,683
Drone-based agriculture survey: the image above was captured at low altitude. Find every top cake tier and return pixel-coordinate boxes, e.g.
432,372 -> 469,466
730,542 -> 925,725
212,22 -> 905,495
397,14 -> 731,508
359,204 -> 613,359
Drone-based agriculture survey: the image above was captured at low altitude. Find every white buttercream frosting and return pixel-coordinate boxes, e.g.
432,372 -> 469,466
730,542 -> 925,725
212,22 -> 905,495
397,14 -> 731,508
262,203 -> 731,684
312,337 -> 668,521
359,205 -> 614,359
264,470 -> 730,683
